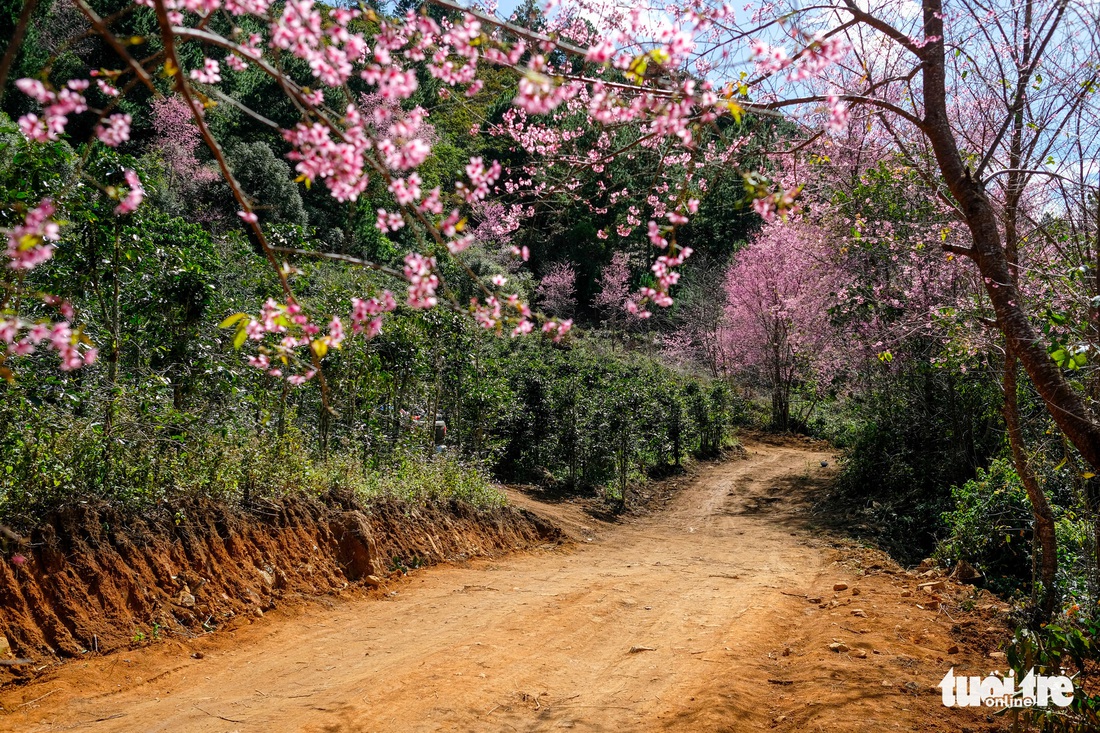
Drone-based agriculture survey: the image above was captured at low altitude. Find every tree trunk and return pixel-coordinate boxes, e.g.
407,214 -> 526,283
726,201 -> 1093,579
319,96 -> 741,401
993,37 -> 1058,620
921,0 -> 1100,472
1004,350 -> 1059,619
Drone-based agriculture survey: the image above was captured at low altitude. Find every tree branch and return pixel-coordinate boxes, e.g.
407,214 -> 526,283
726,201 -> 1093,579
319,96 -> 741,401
0,0 -> 40,104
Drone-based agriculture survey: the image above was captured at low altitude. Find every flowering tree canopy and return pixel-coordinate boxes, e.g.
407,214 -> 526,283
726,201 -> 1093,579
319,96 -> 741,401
721,219 -> 847,430
3,0 -> 1100,475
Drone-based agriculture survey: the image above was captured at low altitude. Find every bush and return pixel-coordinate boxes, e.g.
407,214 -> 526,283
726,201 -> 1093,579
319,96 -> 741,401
1005,618 -> 1100,732
494,340 -> 732,495
825,356 -> 1002,563
937,459 -> 1034,595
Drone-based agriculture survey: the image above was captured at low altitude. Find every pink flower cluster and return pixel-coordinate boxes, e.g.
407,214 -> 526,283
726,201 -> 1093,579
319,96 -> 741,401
115,170 -> 144,215
189,58 -> 222,84
824,95 -> 849,133
235,299 -> 329,382
1,316 -> 97,371
15,78 -> 88,143
95,113 -> 132,147
458,158 -> 502,203
429,14 -> 482,88
350,291 -> 397,338
752,188 -> 799,222
283,105 -> 370,202
652,247 -> 693,292
403,253 -> 439,309
469,292 -> 538,337
270,1 -> 367,86
541,319 -> 574,342
751,33 -> 848,82
5,200 -> 60,270
515,60 -> 582,115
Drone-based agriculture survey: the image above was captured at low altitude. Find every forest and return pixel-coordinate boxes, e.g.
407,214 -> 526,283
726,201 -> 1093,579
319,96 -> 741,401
2,0 -> 1100,729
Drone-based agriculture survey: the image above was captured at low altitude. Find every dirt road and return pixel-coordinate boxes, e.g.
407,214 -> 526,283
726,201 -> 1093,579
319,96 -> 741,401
0,440 -> 1004,732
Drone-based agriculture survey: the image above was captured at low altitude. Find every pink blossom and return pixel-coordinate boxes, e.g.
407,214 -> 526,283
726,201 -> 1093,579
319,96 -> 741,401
15,77 -> 88,142
403,253 -> 439,309
96,78 -> 120,97
115,170 -> 144,215
190,58 -> 222,84
824,95 -> 849,133
5,200 -> 60,270
535,262 -> 577,318
95,113 -> 132,147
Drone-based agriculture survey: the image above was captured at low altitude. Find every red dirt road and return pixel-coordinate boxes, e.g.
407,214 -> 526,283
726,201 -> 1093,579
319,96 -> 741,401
0,441 -> 1004,732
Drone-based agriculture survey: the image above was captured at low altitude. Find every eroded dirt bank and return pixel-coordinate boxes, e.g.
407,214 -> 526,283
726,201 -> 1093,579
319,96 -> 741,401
0,492 -> 561,676
0,440 -> 1012,732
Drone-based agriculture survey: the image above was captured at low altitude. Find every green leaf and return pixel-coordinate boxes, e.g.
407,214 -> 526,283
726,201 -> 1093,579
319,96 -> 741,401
219,312 -> 248,329
232,328 -> 248,350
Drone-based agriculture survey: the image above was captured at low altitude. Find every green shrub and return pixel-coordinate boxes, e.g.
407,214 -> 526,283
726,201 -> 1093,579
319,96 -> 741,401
1005,619 -> 1100,732
937,459 -> 1034,595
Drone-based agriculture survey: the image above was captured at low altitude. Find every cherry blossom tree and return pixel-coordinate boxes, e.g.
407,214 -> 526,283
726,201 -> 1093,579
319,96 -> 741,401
4,0 -> 737,391
535,261 -> 577,318
720,219 -> 848,430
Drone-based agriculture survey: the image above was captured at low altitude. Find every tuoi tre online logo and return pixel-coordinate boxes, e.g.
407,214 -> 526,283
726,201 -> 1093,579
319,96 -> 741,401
939,667 -> 1075,708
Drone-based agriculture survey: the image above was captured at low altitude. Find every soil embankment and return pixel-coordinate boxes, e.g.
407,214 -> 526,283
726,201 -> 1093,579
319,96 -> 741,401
0,440 -> 1011,731
0,493 -> 561,677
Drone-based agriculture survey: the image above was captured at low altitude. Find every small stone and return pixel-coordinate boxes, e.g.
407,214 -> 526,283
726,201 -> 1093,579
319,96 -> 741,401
258,569 -> 274,588
851,609 -> 867,618
851,587 -> 861,596
921,600 -> 941,611
901,590 -> 913,598
364,575 -> 383,588
829,642 -> 850,653
853,649 -> 867,659
178,591 -> 196,608
807,596 -> 822,604
253,607 -> 264,618
989,651 -> 1006,660
833,582 -> 849,591
919,581 -> 946,593
190,652 -> 204,660
947,645 -> 960,655
781,646 -> 791,657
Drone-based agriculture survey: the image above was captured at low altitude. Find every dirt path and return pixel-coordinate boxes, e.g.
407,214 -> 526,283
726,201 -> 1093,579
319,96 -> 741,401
0,441 -> 1004,732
